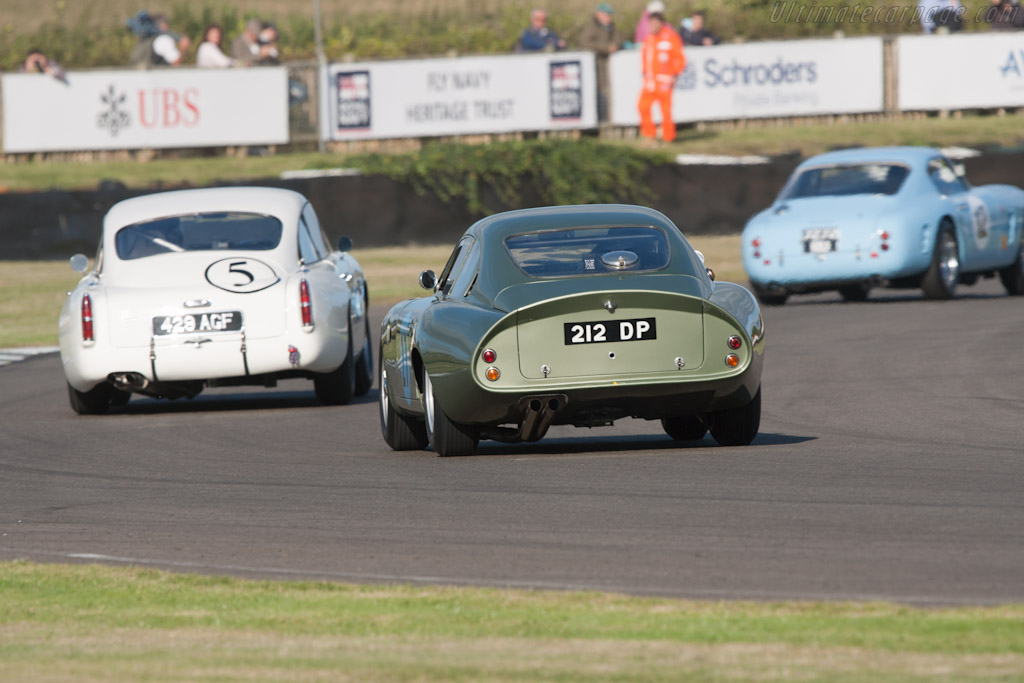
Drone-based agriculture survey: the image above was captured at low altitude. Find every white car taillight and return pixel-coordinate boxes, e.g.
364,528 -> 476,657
81,294 -> 94,342
299,279 -> 313,328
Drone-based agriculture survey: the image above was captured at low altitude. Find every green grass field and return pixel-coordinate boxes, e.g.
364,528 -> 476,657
2,561 -> 1023,682
0,236 -> 743,349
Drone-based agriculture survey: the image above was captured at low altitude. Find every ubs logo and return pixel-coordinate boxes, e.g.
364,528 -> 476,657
96,85 -> 131,137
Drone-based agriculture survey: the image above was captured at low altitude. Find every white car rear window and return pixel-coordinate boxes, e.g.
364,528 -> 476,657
115,212 -> 282,261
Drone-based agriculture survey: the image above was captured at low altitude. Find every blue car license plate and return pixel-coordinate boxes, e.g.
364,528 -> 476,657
802,228 -> 839,254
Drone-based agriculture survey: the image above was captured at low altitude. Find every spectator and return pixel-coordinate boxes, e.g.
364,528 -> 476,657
231,18 -> 263,66
575,3 -> 620,121
917,0 -> 963,33
637,12 -> 685,144
20,49 -> 67,83
576,2 -> 620,54
679,10 -> 720,46
196,24 -> 236,67
986,0 -> 1024,29
130,13 -> 191,68
256,22 -> 281,65
634,1 -> 666,44
515,9 -> 567,52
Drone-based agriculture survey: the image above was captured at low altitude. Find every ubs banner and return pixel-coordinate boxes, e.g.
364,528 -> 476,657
609,37 -> 883,125
898,34 -> 1024,110
2,68 -> 288,153
321,52 -> 597,140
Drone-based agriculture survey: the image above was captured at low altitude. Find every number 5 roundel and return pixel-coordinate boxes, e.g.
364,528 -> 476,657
205,258 -> 280,293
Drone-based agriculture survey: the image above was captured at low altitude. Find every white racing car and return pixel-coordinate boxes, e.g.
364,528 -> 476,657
59,187 -> 372,414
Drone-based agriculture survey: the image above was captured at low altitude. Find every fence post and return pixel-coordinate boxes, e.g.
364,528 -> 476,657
883,35 -> 898,116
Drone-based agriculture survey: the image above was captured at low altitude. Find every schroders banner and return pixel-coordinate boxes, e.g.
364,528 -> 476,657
2,68 -> 288,153
321,52 -> 597,140
898,34 -> 1024,110
608,37 -> 884,125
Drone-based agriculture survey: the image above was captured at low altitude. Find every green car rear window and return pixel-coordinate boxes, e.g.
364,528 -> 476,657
115,212 -> 283,261
505,227 -> 670,278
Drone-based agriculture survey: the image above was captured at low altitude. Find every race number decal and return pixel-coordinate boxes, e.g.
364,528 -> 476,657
967,196 -> 991,250
205,257 -> 280,293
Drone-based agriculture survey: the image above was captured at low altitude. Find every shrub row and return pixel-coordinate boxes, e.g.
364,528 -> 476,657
336,138 -> 667,215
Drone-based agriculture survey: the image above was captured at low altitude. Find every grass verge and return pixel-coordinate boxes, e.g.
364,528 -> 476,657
0,236 -> 743,349
0,114 -> 1020,193
1,561 -> 1023,682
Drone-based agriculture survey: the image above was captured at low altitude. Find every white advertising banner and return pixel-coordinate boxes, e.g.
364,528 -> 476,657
321,52 -> 597,140
898,33 -> 1024,110
609,37 -> 884,125
2,68 -> 289,153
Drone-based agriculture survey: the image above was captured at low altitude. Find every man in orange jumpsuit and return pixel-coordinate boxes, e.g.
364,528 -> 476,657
637,12 -> 686,143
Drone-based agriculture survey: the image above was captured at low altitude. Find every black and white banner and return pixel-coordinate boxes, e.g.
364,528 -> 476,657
321,52 -> 597,140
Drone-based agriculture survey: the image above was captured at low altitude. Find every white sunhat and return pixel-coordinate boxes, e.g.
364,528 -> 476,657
646,1 -> 666,13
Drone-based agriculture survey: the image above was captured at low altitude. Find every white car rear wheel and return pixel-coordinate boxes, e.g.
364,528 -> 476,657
314,323 -> 355,405
67,382 -> 112,416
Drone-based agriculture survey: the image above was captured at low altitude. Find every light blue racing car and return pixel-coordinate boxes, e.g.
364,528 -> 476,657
742,147 -> 1024,304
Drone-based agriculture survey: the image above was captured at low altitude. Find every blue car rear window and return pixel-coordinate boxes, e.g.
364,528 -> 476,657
505,227 -> 671,278
115,213 -> 283,261
783,163 -> 909,199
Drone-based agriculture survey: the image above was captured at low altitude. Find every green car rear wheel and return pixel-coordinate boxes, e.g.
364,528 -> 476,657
423,372 -> 479,457
708,386 -> 761,447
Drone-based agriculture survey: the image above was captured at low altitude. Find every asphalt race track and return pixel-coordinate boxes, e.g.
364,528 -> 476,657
2,280 -> 1022,605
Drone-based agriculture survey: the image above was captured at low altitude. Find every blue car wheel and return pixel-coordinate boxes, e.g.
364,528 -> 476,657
921,220 -> 959,300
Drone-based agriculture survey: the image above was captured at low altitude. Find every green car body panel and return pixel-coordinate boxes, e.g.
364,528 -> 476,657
380,205 -> 764,451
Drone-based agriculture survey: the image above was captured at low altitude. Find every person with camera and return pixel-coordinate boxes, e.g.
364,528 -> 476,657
129,13 -> 190,68
21,49 -> 67,82
231,18 -> 280,66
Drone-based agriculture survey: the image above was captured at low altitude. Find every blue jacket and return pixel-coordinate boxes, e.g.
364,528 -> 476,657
516,26 -> 563,52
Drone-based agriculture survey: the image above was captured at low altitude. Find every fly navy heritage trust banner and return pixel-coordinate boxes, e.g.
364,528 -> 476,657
321,52 -> 597,140
608,37 -> 884,125
2,68 -> 289,153
898,33 -> 1024,110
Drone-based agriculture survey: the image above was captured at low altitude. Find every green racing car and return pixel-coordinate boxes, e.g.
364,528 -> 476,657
379,204 -> 765,456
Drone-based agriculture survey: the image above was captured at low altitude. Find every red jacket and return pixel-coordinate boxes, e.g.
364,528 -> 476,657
641,25 -> 686,89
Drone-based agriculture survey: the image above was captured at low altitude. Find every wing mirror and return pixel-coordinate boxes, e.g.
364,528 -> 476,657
418,270 -> 437,290
336,235 -> 353,252
693,250 -> 715,281
70,253 -> 89,273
